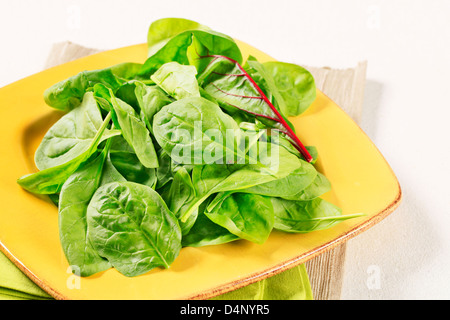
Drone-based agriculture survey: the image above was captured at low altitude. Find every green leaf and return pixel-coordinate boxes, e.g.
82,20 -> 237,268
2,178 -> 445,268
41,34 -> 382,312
58,146 -> 111,277
140,30 -> 242,77
147,18 -> 210,57
44,63 -> 142,112
161,167 -> 195,215
199,56 -> 279,121
272,197 -> 363,233
194,142 -> 302,196
205,193 -> 274,244
87,182 -> 182,277
263,61 -> 316,117
244,56 -> 293,127
134,82 -> 173,132
282,172 -> 331,201
153,96 -> 241,165
242,160 -> 317,199
101,86 -> 159,168
151,62 -> 201,100
99,154 -> 126,185
179,143 -> 302,222
161,167 -> 197,234
17,112 -> 113,194
108,136 -> 156,188
197,55 -> 312,162
35,92 -> 119,170
154,149 -> 174,189
182,198 -> 239,247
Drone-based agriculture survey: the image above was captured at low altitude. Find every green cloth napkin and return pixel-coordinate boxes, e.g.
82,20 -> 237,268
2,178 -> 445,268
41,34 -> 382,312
210,264 -> 313,300
0,250 -> 312,300
0,251 -> 52,300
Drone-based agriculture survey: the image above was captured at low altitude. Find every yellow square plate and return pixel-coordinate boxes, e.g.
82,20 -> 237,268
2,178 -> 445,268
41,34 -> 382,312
0,41 -> 401,300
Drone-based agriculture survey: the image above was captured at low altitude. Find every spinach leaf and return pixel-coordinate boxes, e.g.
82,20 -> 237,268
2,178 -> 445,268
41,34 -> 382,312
282,172 -> 331,201
87,181 -> 182,277
109,136 -> 156,188
179,142 -> 302,222
153,96 -> 241,165
154,149 -> 197,191
147,18 -> 210,57
146,17 -> 239,74
161,167 -> 195,215
271,133 -> 319,163
58,144 -> 111,277
155,149 -> 174,190
139,29 -> 242,77
17,111 -> 113,194
242,160 -> 317,199
134,82 -> 173,132
44,63 -> 142,111
182,198 -> 239,247
272,197 -> 363,233
205,193 -> 274,244
161,166 -> 197,234
194,141 -> 302,196
99,154 -> 126,185
151,62 -> 201,100
98,86 -> 159,168
114,81 -> 141,111
263,61 -> 316,117
35,92 -> 119,170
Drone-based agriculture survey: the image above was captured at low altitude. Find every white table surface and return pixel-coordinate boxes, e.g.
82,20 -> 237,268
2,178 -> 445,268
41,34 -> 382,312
1,0 -> 449,300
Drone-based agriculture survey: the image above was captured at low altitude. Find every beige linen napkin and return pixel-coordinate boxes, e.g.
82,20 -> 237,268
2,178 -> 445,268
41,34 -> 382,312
45,42 -> 367,300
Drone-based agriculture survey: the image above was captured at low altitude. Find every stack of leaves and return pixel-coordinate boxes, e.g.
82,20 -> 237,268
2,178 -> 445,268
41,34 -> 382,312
17,18 -> 361,277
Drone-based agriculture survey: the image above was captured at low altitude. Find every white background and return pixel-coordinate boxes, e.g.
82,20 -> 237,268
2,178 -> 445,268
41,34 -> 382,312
1,0 -> 449,299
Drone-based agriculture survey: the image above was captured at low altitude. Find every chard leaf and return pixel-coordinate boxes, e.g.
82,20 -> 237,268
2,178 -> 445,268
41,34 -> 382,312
263,61 -> 316,117
197,55 -> 313,162
243,56 -> 294,129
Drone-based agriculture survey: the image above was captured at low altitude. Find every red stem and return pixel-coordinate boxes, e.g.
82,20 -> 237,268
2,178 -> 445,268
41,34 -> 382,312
203,54 -> 313,163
